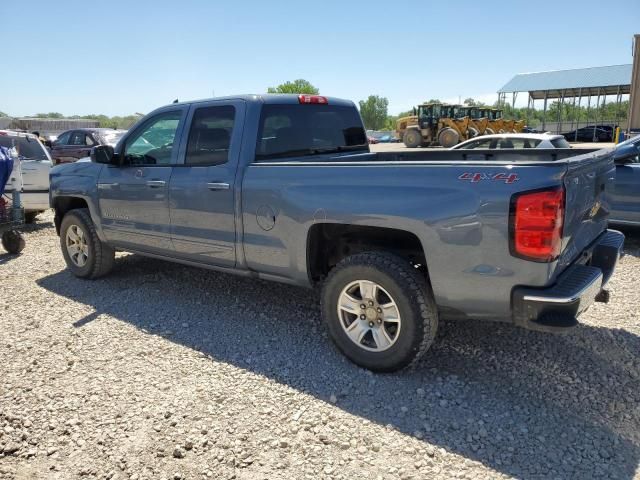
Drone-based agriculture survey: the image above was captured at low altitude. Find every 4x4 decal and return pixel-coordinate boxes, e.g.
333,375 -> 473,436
458,172 -> 520,184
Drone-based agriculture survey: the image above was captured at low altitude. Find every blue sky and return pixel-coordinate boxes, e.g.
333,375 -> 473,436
1,0 -> 638,116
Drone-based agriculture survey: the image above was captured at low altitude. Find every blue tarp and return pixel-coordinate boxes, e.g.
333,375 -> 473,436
0,146 -> 14,197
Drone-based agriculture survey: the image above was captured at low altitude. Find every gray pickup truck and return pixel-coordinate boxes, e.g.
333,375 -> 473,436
50,94 -> 624,372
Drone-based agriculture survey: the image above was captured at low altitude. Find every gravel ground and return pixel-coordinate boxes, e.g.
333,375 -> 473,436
1,213 -> 639,480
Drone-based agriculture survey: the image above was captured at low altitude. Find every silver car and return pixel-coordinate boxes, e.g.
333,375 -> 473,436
452,133 -> 571,150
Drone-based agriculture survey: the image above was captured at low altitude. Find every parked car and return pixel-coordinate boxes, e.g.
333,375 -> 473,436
50,128 -> 126,165
562,125 -> 615,143
0,130 -> 52,223
370,131 -> 400,143
521,126 -> 544,134
452,133 -> 570,150
610,134 -> 640,226
50,94 -> 623,372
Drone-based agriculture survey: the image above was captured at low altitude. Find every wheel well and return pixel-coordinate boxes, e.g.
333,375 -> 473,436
307,224 -> 428,283
53,197 -> 88,235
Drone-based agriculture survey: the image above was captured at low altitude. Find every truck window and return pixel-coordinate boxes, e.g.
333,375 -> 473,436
255,104 -> 367,161
123,111 -> 181,166
185,106 -> 235,166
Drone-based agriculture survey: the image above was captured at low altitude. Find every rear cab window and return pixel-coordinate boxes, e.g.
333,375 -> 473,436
255,103 -> 368,161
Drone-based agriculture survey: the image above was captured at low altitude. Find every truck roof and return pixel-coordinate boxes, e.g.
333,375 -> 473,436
168,94 -> 357,109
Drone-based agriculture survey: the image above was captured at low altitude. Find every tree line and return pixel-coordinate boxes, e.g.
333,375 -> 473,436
1,79 -> 629,131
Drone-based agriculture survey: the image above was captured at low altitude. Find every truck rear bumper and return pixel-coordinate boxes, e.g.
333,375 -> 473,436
512,229 -> 624,332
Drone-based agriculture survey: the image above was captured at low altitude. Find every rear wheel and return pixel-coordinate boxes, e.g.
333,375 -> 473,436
467,127 -> 479,138
1,230 -> 25,254
60,209 -> 115,279
321,252 -> 438,372
437,128 -> 460,148
403,129 -> 423,148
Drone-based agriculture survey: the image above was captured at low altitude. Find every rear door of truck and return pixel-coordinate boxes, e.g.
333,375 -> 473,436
168,99 -> 246,267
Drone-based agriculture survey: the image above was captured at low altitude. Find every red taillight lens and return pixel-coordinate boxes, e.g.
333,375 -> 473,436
511,188 -> 564,262
298,95 -> 328,105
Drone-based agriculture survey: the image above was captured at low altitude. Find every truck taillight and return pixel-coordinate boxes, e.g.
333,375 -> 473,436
298,95 -> 328,104
510,187 -> 564,262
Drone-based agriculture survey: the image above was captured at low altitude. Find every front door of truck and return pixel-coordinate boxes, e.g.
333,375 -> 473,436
169,100 -> 245,267
97,108 -> 187,253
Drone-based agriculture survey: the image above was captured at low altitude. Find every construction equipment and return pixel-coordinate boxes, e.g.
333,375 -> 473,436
484,108 -> 504,134
396,103 -> 471,148
458,106 -> 488,137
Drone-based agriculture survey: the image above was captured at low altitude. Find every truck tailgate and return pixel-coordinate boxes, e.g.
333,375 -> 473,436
556,148 -> 616,275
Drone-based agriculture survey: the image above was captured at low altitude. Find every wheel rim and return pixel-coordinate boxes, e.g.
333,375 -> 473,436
337,280 -> 401,352
66,225 -> 89,267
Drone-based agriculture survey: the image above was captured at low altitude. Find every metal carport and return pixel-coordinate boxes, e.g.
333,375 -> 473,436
497,64 -> 631,140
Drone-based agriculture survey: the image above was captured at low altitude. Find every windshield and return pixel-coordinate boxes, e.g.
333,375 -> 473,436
100,130 -> 126,146
255,104 -> 368,161
0,135 -> 49,160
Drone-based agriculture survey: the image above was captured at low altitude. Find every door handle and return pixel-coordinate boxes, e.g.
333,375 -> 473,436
146,180 -> 166,188
207,182 -> 230,190
98,182 -> 119,189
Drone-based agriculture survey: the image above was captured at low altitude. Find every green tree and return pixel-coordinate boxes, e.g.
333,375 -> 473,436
267,79 -> 319,94
0,111 -> 7,117
464,98 -> 487,107
425,99 -> 441,104
358,95 -> 389,130
34,112 -> 64,118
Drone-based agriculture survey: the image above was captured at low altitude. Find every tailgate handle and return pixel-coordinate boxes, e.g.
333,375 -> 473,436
207,182 -> 230,191
146,180 -> 166,188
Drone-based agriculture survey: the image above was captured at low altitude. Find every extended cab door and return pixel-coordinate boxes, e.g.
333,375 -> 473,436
96,107 -> 188,253
168,100 -> 245,267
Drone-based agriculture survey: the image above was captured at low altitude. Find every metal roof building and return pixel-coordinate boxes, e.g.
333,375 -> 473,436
497,64 -> 633,136
498,64 -> 632,99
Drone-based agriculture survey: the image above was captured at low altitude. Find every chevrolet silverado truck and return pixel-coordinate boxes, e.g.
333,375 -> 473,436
49,94 -> 624,372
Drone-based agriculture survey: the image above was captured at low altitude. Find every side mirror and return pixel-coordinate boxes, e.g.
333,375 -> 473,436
614,146 -> 640,165
90,145 -> 116,164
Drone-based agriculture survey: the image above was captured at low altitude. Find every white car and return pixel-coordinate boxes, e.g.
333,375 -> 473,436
1,130 -> 52,223
451,133 -> 571,150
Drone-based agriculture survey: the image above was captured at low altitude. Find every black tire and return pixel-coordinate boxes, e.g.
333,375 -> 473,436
403,129 -> 422,148
437,128 -> 460,148
321,252 -> 438,372
24,211 -> 38,224
60,208 -> 115,279
467,127 -> 479,138
2,230 -> 25,254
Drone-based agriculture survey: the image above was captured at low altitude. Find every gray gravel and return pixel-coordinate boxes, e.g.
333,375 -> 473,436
1,212 -> 639,479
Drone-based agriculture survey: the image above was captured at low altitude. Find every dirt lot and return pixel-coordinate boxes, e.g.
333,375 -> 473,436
1,214 -> 639,480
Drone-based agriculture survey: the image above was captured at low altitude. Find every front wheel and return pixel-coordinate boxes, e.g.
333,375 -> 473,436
437,128 -> 460,148
403,129 -> 423,148
60,209 -> 115,279
321,252 -> 438,372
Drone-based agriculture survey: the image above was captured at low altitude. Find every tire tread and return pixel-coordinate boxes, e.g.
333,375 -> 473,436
62,208 -> 114,279
322,251 -> 438,371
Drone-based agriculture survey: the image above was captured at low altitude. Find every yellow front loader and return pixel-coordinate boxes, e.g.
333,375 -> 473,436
396,103 -> 472,148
